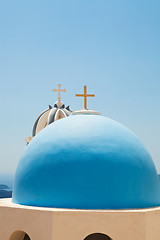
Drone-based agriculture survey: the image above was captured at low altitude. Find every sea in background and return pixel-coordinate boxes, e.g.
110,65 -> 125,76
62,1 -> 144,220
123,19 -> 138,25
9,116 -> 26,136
0,174 -> 13,198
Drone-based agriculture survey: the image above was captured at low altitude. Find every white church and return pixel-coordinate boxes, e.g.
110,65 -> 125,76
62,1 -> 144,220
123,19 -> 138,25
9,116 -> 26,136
1,84 -> 160,240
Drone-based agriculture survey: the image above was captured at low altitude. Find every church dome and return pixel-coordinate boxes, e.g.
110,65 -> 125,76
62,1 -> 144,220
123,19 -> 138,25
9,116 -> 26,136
25,84 -> 72,145
13,114 -> 160,209
32,100 -> 72,137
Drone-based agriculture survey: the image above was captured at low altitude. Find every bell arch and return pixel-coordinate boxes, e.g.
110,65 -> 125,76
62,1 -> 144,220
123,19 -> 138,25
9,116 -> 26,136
84,233 -> 113,240
9,230 -> 31,240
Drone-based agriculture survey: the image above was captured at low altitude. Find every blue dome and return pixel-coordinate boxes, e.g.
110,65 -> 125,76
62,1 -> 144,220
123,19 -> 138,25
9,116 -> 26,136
13,115 -> 160,209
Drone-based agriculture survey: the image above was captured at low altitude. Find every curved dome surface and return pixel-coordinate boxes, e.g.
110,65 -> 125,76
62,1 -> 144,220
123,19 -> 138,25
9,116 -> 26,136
32,101 -> 72,137
13,115 -> 160,209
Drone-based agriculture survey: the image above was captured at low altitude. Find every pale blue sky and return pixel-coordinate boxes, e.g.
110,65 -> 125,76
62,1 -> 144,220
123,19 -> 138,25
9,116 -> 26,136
0,0 -> 160,185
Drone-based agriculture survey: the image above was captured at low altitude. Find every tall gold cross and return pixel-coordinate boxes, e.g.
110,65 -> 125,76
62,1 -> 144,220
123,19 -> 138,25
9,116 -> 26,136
76,85 -> 95,109
53,84 -> 66,101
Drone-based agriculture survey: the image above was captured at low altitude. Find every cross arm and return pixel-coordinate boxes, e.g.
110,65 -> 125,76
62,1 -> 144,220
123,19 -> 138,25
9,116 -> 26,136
75,94 -> 85,97
87,94 -> 95,97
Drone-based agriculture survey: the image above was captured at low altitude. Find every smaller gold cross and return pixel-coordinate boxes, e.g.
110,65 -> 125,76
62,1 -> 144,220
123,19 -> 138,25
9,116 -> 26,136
76,86 -> 95,109
53,84 -> 66,101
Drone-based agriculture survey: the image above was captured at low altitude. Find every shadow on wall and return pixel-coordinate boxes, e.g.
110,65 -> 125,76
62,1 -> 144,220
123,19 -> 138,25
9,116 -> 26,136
84,233 -> 113,240
9,231 -> 31,240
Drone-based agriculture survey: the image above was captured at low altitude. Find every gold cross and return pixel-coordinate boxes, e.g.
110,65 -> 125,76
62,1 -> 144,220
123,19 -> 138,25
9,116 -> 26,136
76,85 -> 95,109
53,84 -> 66,101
